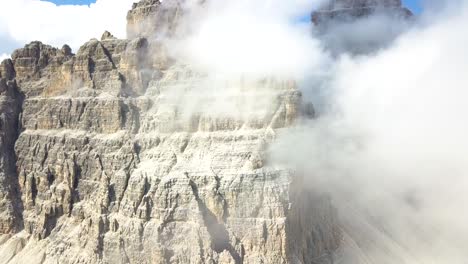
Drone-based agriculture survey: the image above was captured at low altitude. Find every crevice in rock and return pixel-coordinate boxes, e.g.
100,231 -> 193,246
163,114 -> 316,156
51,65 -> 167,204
66,99 -> 73,126
69,155 -> 81,215
119,101 -> 129,129
96,154 -> 104,172
99,43 -> 117,70
121,157 -> 136,200
46,168 -> 55,186
188,176 -> 242,264
129,103 -> 141,134
133,141 -> 141,160
179,138 -> 189,153
72,155 -> 81,190
211,171 -> 230,222
40,144 -> 48,168
77,101 -> 86,122
119,170 -> 131,207
42,209 -> 59,239
87,57 -> 96,78
10,82 -> 25,232
30,176 -> 37,206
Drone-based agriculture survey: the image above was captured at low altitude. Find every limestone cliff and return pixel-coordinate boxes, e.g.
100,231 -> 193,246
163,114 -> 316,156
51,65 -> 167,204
0,1 -> 341,263
0,60 -> 23,236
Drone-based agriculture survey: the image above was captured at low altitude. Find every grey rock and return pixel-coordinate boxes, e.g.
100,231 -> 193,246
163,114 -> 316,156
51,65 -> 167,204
126,0 -> 186,39
0,0 -> 342,263
312,0 -> 413,25
0,79 -> 23,235
101,31 -> 117,41
11,36 -> 158,98
0,59 -> 16,80
11,41 -> 74,97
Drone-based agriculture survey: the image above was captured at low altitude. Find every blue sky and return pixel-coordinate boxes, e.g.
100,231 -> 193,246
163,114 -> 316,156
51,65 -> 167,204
0,0 -> 424,58
404,0 -> 422,14
43,0 -> 423,13
44,0 -> 96,5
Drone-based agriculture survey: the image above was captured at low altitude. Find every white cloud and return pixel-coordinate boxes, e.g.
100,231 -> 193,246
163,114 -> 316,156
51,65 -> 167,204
270,1 -> 468,262
175,0 -> 328,78
0,0 -> 135,54
155,0 -> 330,123
0,53 -> 10,62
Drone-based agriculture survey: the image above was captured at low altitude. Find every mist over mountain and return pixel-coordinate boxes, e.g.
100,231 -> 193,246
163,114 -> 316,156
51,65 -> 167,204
0,0 -> 467,263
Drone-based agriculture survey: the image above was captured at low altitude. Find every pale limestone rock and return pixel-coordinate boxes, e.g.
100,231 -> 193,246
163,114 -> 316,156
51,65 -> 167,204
0,0 -> 341,263
126,0 -> 183,39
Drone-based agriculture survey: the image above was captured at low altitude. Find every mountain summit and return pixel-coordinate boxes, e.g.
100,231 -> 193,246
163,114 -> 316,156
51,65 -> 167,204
312,0 -> 413,25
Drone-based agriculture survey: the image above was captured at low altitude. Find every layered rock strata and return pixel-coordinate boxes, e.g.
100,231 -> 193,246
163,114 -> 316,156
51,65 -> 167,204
0,0 -> 342,263
127,0 -> 186,39
0,60 -> 23,236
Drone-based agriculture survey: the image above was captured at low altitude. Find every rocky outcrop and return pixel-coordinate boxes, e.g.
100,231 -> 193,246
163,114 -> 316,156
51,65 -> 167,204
0,0 -> 340,263
0,61 -> 23,235
312,0 -> 413,25
126,0 -> 185,39
10,36 -> 160,98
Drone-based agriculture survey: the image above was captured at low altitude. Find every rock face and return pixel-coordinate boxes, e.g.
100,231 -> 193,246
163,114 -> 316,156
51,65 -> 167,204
127,0 -> 184,38
312,0 -> 413,25
0,1 -> 341,263
0,60 -> 23,235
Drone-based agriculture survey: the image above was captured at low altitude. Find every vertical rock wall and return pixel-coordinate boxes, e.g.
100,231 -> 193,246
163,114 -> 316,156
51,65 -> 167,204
0,1 -> 342,263
0,60 -> 23,235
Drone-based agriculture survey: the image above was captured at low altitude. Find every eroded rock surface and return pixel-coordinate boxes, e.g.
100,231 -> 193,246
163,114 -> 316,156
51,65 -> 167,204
0,64 -> 23,235
0,0 -> 341,263
127,0 -> 186,39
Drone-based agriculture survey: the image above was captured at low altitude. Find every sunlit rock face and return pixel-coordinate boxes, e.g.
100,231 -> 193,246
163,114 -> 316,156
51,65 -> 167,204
126,0 -> 186,39
312,0 -> 413,25
0,0 -> 342,263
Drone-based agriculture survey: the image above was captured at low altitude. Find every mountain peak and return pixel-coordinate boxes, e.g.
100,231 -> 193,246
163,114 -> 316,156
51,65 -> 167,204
312,0 -> 413,25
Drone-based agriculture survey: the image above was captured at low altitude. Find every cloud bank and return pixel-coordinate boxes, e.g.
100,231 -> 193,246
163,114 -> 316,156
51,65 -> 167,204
173,0 -> 328,78
269,1 -> 468,263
